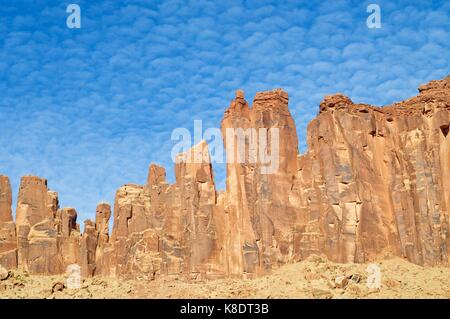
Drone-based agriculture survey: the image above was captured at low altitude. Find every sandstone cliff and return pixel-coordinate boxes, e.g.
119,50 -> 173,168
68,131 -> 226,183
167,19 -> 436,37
0,76 -> 448,278
0,176 -> 16,269
292,78 -> 449,266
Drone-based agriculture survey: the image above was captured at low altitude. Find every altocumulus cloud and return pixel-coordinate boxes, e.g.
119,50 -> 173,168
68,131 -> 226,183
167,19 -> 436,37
0,0 -> 449,225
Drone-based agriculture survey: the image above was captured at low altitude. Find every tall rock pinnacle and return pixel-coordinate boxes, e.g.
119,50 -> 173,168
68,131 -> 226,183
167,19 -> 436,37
220,88 -> 300,275
0,175 -> 17,270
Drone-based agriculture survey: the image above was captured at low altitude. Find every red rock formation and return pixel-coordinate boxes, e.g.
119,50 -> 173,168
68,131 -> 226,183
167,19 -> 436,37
80,219 -> 97,277
107,142 -> 224,279
101,76 -> 448,278
220,89 -> 300,276
94,203 -> 111,276
1,76 -> 449,278
57,208 -> 81,270
174,141 -> 224,278
15,177 -> 83,275
292,77 -> 450,266
0,175 -> 17,269
15,176 -> 61,274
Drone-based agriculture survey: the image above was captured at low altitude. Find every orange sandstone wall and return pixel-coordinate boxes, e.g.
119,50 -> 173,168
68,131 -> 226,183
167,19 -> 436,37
0,76 -> 448,278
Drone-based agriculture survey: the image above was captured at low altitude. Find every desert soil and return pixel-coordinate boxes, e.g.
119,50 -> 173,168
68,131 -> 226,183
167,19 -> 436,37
1,255 -> 449,299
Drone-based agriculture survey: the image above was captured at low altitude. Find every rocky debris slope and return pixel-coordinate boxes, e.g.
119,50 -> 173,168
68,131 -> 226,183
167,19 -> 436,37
0,76 -> 448,279
1,256 -> 449,299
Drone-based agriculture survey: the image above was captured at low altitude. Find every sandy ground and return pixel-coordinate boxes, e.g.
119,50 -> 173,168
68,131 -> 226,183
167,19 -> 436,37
1,255 -> 449,299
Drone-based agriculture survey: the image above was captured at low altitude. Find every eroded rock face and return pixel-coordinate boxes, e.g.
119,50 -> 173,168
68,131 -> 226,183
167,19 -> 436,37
102,77 -> 448,279
292,77 -> 450,266
15,176 -> 59,274
80,219 -> 97,277
57,208 -> 81,271
174,141 -> 224,278
108,142 -> 225,279
220,89 -> 300,276
94,203 -> 111,276
1,76 -> 449,278
0,175 -> 17,269
15,177 -> 84,275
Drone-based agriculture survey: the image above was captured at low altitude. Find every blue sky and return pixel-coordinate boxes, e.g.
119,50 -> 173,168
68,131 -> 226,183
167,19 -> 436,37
0,0 -> 449,224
